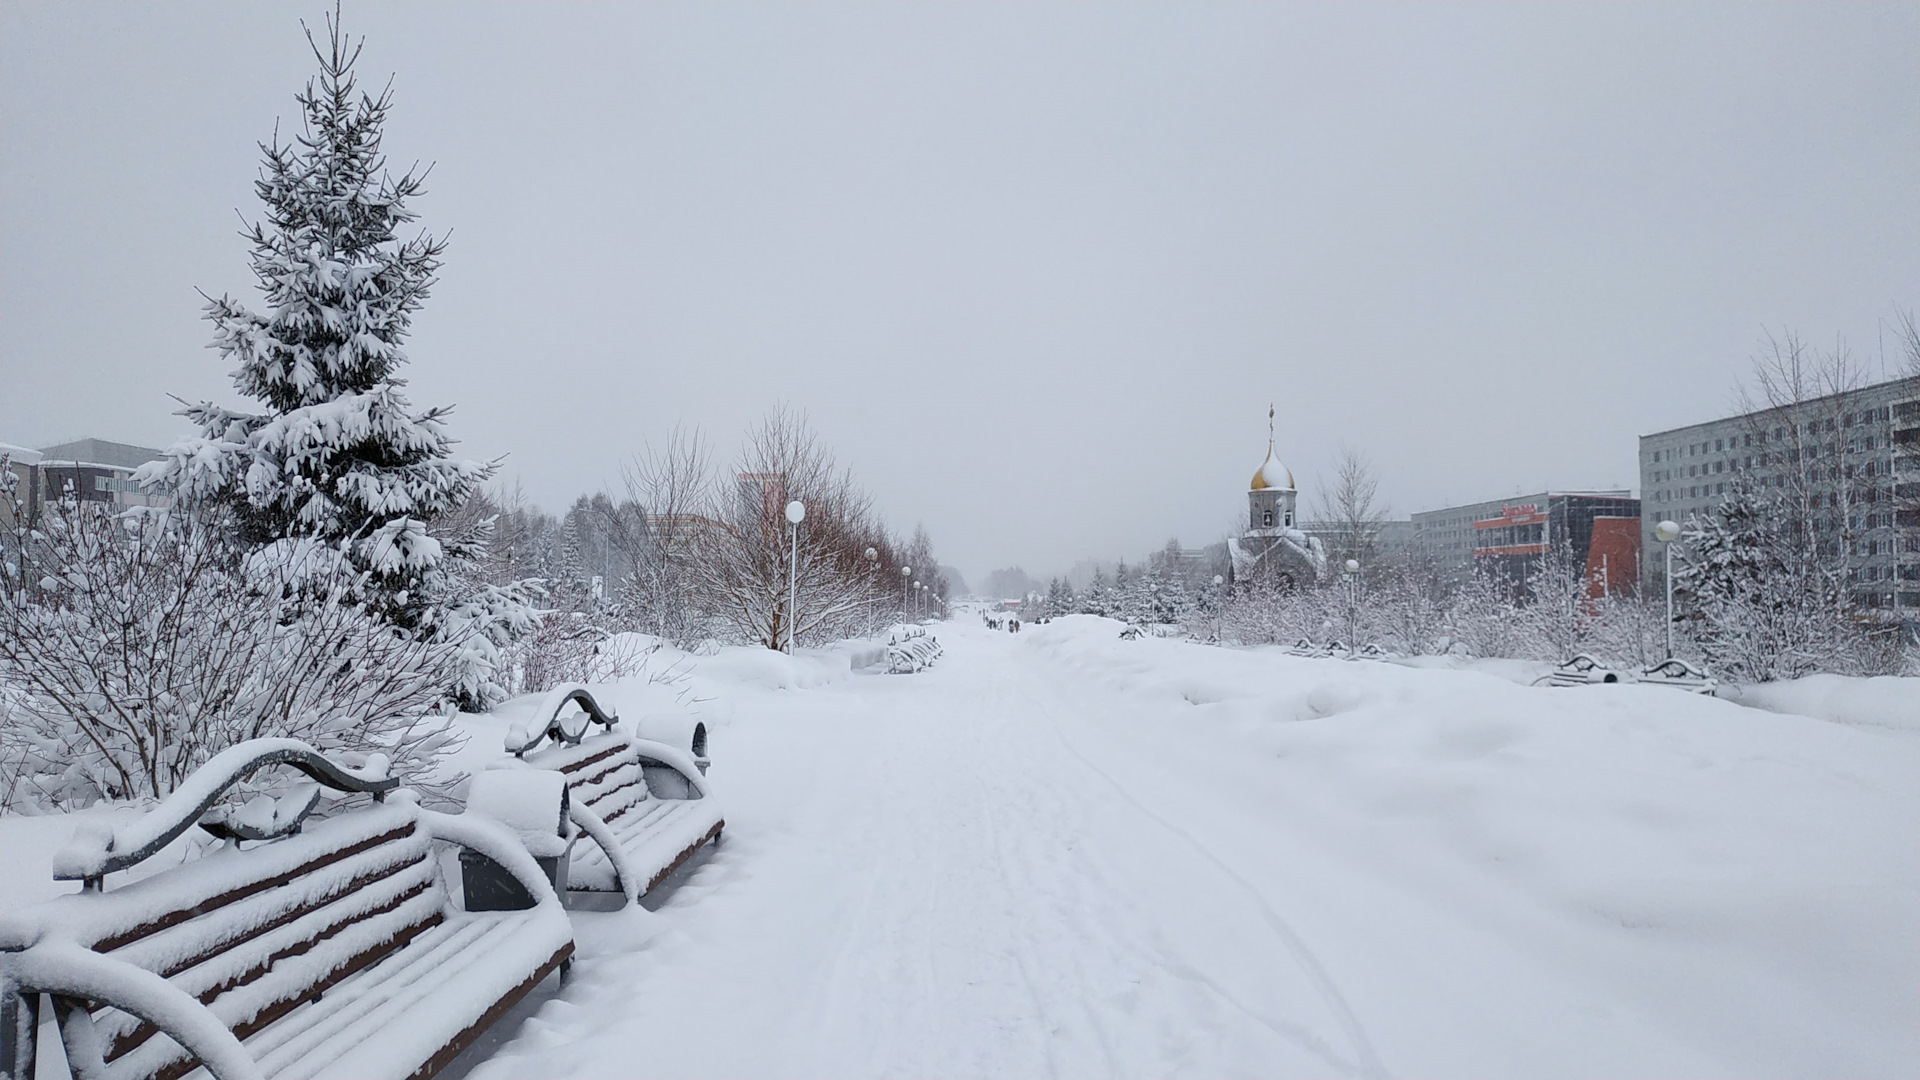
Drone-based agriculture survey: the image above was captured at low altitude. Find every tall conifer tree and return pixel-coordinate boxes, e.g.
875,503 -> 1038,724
144,11 -> 534,706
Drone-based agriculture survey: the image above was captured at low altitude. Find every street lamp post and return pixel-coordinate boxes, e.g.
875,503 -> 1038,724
865,547 -> 879,638
1211,574 -> 1224,642
900,565 -> 911,625
785,500 -> 806,654
1343,558 -> 1360,647
1655,519 -> 1681,658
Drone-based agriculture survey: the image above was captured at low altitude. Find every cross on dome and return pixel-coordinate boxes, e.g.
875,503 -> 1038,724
1249,404 -> 1295,491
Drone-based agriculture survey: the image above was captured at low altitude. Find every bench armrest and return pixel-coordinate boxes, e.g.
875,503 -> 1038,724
419,810 -> 566,910
628,739 -> 713,800
564,799 -> 638,906
5,939 -> 263,1080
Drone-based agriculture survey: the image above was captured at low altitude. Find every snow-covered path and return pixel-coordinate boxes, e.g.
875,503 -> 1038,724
471,619 -> 1919,1080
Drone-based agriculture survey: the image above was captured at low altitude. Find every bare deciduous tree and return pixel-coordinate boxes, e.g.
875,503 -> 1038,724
620,426 -> 716,646
1733,329 -> 1876,620
691,408 -> 890,649
1313,446 -> 1389,568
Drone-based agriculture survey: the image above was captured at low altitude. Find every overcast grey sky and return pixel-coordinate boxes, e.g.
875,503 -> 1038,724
3,3 -> 1916,586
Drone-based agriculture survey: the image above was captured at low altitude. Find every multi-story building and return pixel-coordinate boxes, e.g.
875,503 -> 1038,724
1637,375 -> 1920,614
0,438 -> 167,527
1410,491 -> 1642,596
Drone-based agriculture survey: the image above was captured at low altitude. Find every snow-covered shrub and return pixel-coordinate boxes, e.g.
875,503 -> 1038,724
506,614 -> 660,696
1366,573 -> 1450,656
0,482 -> 464,812
1219,579 -> 1330,646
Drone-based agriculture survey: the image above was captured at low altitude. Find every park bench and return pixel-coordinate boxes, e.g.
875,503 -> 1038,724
500,685 -> 724,905
1638,657 -> 1718,695
1539,653 -> 1628,687
885,631 -> 942,673
0,738 -> 574,1080
1537,655 -> 1717,694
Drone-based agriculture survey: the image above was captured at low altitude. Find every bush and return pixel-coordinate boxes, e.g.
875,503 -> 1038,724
1,473 -> 466,811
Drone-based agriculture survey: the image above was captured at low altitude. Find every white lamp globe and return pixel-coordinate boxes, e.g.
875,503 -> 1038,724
1655,520 -> 1681,543
865,547 -> 878,561
785,500 -> 806,524
1344,559 -> 1360,573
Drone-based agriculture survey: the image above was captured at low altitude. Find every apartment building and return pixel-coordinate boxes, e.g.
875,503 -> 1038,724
1637,375 -> 1920,613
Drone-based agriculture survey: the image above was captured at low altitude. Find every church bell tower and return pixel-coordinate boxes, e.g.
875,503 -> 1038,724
1248,405 -> 1296,532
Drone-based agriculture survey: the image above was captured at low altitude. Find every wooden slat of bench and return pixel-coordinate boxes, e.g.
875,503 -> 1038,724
105,889 -> 447,1079
150,917 -> 449,1080
561,747 -> 630,784
126,838 -> 432,983
541,740 -> 626,777
642,820 -> 724,894
566,752 -> 641,798
406,943 -> 572,1080
567,798 -> 723,895
95,833 -> 437,1057
583,779 -> 647,824
93,823 -> 418,954
104,865 -> 439,1062
231,915 -> 573,1080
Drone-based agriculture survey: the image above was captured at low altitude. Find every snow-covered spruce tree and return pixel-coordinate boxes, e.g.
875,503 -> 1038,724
138,16 -> 534,708
1045,576 -> 1075,618
1676,479 -> 1856,681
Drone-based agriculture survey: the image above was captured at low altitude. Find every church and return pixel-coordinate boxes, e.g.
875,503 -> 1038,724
1226,409 -> 1326,590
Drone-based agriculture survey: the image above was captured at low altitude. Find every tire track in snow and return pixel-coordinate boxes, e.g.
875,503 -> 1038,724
1009,652 -> 1393,1080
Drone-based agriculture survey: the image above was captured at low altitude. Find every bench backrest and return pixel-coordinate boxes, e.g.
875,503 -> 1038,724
44,802 -> 442,1080
522,731 -> 708,815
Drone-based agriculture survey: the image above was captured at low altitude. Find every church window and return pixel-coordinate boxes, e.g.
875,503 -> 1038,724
1263,510 -> 1274,527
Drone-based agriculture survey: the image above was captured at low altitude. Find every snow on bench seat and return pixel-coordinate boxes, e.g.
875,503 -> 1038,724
498,687 -> 723,904
0,740 -> 574,1080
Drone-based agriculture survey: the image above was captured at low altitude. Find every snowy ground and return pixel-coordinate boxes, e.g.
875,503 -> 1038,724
5,617 -> 1915,1078
470,616 -> 1917,1079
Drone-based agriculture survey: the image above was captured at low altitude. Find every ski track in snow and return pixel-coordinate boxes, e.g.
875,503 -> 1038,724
465,618 -> 1920,1080
1016,671 -> 1387,1078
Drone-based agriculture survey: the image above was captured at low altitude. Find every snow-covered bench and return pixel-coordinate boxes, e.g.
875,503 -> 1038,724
1540,653 -> 1628,687
0,739 -> 574,1080
500,685 -> 724,904
885,630 -> 942,674
1537,655 -> 1717,694
1638,657 -> 1717,695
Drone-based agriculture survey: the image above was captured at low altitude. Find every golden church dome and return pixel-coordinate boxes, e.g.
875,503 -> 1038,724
1250,444 -> 1295,491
